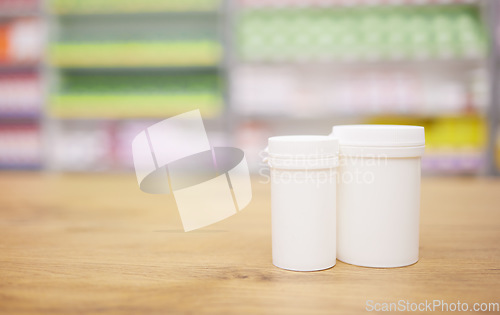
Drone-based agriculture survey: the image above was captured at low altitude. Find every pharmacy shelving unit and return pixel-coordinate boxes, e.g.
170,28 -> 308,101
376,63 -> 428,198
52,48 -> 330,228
20,0 -> 499,175
228,0 -> 491,174
0,0 -> 44,169
46,0 -> 228,171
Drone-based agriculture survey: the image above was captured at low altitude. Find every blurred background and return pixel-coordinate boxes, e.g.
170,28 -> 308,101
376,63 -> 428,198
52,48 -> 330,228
0,0 -> 499,175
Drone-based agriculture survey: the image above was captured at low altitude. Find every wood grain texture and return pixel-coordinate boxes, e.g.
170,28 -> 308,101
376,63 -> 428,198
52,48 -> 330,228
0,173 -> 499,314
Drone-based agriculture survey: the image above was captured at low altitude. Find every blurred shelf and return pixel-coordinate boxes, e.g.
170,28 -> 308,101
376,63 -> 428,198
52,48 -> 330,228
233,58 -> 485,70
0,63 -> 41,72
0,164 -> 42,170
0,113 -> 42,120
237,55 -> 487,66
49,41 -> 222,68
238,55 -> 486,65
58,65 -> 220,74
232,111 -> 484,121
55,72 -> 221,94
422,149 -> 485,174
48,117 -> 226,124
0,11 -> 41,18
0,4 -> 58,172
238,0 -> 479,8
49,11 -> 221,18
49,94 -> 223,119
48,0 -> 222,15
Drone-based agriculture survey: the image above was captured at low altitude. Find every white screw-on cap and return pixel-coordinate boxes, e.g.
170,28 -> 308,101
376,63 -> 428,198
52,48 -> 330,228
331,125 -> 425,147
268,135 -> 339,157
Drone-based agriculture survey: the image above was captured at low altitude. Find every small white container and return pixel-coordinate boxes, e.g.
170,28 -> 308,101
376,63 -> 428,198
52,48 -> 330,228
331,125 -> 425,268
267,135 -> 339,271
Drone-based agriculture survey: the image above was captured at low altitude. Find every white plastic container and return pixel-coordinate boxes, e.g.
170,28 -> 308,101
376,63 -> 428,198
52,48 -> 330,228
267,135 -> 339,271
331,125 -> 425,268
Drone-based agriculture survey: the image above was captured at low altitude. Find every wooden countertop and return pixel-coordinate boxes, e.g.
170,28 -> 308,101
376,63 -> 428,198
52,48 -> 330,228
0,173 -> 499,314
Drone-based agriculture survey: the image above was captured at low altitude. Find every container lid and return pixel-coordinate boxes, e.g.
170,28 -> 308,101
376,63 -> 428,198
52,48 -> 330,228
331,125 -> 425,147
268,135 -> 339,158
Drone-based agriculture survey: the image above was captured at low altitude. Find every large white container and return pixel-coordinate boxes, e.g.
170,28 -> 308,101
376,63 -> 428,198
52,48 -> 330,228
267,135 -> 339,271
331,125 -> 425,268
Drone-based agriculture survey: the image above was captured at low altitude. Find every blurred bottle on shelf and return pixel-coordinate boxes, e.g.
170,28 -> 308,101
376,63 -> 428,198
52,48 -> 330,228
0,125 -> 42,169
0,0 -> 39,12
368,115 -> 486,174
0,18 -> 44,66
0,72 -> 42,117
49,0 -> 221,14
46,121 -> 113,172
237,5 -> 485,62
232,67 -> 484,117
